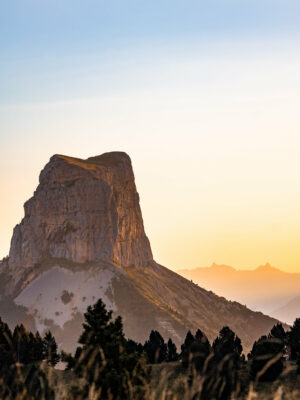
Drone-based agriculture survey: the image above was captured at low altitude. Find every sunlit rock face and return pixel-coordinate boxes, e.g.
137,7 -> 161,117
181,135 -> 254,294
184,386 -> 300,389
8,152 -> 153,283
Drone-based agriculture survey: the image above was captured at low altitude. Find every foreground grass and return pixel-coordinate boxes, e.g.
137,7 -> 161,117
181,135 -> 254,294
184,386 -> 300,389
146,361 -> 300,400
49,361 -> 300,399
3,361 -> 300,399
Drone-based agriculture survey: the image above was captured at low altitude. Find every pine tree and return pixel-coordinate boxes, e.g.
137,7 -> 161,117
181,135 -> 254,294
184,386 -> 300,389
181,330 -> 195,368
181,330 -> 195,353
126,338 -> 144,355
68,299 -> 148,399
43,331 -> 60,366
181,329 -> 210,371
28,332 -> 36,363
192,329 -> 211,372
288,318 -> 300,360
249,334 -> 284,382
297,352 -> 300,373
213,326 -> 242,362
270,323 -> 286,342
0,317 -> 13,369
166,338 -> 179,362
208,327 -> 243,400
13,324 -> 30,364
34,332 -> 44,363
144,330 -> 167,364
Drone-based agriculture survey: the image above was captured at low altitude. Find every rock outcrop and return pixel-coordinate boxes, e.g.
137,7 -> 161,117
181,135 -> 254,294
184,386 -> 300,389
8,153 -> 153,284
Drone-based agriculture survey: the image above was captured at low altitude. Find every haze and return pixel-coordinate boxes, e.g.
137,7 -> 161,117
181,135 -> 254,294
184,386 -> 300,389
1,1 -> 300,272
178,263 -> 300,324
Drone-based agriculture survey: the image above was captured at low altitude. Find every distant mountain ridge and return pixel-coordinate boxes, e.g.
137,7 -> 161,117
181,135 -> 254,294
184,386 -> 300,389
178,263 -> 300,324
272,296 -> 300,325
0,153 -> 285,352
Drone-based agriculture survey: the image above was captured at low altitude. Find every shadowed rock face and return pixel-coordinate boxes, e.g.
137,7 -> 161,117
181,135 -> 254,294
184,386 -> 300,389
8,152 -> 153,283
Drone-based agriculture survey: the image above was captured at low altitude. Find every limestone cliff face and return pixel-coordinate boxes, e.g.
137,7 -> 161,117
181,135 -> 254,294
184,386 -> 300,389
8,152 -> 153,282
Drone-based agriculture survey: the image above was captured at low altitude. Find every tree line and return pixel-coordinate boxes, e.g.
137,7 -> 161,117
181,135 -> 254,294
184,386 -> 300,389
1,299 -> 300,399
0,319 -> 60,368
0,319 -> 59,399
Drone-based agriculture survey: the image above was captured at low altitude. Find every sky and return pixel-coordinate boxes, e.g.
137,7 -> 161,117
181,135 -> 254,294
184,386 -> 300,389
1,1 -> 300,272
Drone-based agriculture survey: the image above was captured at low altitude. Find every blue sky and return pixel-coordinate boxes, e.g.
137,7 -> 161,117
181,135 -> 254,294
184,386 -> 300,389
1,1 -> 300,271
2,1 -> 300,51
1,0 -> 300,104
0,0 -> 300,105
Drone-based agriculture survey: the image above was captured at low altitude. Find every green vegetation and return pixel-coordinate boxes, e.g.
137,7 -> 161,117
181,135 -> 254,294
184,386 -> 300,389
1,300 -> 300,399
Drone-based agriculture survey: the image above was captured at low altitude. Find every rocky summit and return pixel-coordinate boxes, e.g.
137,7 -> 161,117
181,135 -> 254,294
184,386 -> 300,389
8,153 -> 153,285
0,152 -> 285,352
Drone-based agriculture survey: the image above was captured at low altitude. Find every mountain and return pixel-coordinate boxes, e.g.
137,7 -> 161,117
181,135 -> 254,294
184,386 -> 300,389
178,263 -> 300,324
0,153 -> 285,352
272,296 -> 300,325
7,153 -> 153,285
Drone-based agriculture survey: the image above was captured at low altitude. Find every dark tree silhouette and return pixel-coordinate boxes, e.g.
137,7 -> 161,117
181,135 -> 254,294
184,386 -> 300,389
166,338 -> 179,362
144,330 -> 167,364
192,329 -> 211,372
213,326 -> 242,362
0,317 -> 13,368
13,324 -> 30,364
126,338 -> 144,356
249,334 -> 284,382
181,329 -> 211,371
43,331 -> 60,366
270,323 -> 286,342
288,318 -> 300,360
1,318 -> 59,367
181,331 -> 194,352
33,332 -> 44,363
67,299 -> 148,399
206,327 -> 243,400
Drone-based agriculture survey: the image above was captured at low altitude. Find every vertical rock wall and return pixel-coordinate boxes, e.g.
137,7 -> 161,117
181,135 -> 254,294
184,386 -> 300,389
8,152 -> 153,282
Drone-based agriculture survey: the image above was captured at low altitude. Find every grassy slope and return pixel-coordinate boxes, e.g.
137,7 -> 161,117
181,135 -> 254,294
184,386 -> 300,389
114,262 -> 288,353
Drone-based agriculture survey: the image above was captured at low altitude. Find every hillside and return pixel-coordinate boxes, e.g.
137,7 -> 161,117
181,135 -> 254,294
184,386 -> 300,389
272,296 -> 300,325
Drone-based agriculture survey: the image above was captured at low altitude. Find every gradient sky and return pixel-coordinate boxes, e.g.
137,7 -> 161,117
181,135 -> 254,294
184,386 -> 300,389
1,1 -> 300,272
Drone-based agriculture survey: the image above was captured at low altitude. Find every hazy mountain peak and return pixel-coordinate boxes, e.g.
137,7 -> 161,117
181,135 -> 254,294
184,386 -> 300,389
255,263 -> 280,273
210,263 -> 236,271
